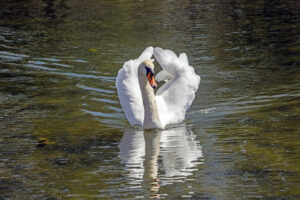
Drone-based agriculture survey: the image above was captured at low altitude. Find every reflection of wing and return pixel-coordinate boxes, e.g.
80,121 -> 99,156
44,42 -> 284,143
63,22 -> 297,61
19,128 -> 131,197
116,47 -> 153,126
154,47 -> 200,127
119,125 -> 203,186
119,129 -> 145,180
160,126 -> 203,178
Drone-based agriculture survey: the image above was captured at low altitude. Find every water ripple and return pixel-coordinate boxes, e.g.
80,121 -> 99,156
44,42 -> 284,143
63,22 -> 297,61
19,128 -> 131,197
23,64 -> 58,71
0,51 -> 29,61
82,109 -> 122,119
91,97 -> 118,104
28,60 -> 48,65
76,84 -> 114,94
51,62 -> 73,68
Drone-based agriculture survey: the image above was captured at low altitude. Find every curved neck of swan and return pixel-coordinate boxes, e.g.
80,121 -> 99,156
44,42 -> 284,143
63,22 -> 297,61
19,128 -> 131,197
138,77 -> 162,129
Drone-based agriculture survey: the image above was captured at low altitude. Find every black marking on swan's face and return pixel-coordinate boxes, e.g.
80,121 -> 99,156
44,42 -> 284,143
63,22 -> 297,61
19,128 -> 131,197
145,66 -> 157,89
145,66 -> 155,78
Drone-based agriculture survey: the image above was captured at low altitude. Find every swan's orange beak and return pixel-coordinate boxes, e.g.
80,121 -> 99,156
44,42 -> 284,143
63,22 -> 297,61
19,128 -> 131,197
147,72 -> 157,89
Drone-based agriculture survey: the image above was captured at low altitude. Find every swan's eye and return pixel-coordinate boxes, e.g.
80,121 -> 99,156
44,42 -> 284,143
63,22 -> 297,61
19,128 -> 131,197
145,66 -> 154,77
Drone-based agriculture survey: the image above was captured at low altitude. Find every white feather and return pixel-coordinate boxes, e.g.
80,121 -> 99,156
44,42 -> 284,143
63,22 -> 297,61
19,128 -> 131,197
116,47 -> 153,126
154,47 -> 200,127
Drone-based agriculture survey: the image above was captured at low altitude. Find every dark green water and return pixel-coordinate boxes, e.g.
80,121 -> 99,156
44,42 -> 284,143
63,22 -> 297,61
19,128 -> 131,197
1,0 -> 300,199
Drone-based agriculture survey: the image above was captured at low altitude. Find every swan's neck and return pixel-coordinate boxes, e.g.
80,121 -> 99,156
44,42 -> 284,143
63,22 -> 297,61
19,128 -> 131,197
139,79 -> 162,129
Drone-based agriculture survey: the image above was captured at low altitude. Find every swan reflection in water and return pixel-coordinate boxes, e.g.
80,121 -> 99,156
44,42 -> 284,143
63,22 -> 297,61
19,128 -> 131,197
119,125 -> 203,198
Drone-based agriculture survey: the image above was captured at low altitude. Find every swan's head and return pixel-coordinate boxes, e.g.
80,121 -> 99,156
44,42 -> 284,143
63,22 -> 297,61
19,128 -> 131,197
138,60 -> 157,89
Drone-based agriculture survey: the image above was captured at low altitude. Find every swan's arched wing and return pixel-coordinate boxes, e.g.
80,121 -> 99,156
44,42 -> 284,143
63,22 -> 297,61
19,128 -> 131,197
116,47 -> 153,126
154,47 -> 200,127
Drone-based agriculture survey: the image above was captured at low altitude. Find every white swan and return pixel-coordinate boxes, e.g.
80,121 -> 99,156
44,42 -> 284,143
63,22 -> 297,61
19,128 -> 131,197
116,47 -> 200,129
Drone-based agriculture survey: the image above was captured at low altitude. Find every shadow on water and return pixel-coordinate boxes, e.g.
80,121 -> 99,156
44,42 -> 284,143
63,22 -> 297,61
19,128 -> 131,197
119,125 -> 203,198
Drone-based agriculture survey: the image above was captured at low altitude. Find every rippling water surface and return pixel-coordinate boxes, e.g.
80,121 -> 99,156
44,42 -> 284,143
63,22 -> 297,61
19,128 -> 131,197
1,0 -> 300,199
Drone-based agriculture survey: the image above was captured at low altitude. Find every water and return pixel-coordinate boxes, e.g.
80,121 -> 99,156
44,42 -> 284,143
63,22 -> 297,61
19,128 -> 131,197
0,0 -> 299,199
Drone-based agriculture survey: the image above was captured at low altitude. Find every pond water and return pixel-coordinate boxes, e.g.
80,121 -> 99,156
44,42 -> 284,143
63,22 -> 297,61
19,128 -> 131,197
0,0 -> 300,199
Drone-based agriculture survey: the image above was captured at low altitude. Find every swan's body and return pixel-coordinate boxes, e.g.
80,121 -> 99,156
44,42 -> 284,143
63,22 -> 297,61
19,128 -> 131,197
116,47 -> 200,129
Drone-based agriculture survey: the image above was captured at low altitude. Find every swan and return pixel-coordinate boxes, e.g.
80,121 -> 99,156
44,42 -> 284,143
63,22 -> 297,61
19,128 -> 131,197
116,47 -> 200,129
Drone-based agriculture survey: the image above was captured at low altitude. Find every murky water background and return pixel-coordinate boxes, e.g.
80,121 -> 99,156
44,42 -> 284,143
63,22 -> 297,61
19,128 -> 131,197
1,0 -> 300,199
